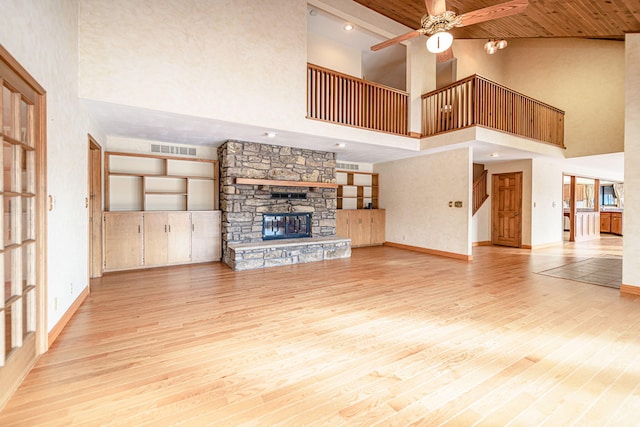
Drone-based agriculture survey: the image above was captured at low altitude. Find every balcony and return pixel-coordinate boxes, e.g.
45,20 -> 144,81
306,63 -> 409,136
422,75 -> 565,148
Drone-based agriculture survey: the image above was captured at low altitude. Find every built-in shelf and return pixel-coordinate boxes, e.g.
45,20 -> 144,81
105,151 -> 219,211
235,178 -> 338,188
336,170 -> 379,209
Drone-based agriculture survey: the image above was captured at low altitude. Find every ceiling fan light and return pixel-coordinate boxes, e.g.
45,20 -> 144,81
426,31 -> 453,54
496,39 -> 508,49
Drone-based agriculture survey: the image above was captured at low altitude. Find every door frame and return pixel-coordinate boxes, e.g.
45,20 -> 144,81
491,171 -> 523,248
88,135 -> 102,279
0,44 -> 47,408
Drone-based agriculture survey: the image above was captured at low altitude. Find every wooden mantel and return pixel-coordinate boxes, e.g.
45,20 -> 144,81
235,178 -> 338,189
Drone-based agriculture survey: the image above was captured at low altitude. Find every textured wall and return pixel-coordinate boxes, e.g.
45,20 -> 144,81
623,34 -> 640,289
0,0 -> 96,332
79,0 -> 308,130
375,147 -> 472,257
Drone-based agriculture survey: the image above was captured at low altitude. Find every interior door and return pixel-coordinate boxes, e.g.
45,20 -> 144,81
0,47 -> 46,407
491,172 -> 522,247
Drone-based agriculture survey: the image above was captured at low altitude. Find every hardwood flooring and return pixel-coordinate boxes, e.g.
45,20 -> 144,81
1,236 -> 639,426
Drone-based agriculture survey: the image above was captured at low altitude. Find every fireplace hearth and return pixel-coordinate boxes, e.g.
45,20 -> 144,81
262,213 -> 311,240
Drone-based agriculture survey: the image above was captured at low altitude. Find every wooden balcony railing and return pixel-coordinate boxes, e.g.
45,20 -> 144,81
421,75 -> 565,148
307,63 -> 409,136
473,169 -> 489,215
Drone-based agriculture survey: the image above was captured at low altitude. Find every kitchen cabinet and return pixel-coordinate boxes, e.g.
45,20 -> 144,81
600,211 -> 623,236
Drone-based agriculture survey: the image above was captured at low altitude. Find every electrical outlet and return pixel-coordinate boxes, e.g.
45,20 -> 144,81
54,297 -> 58,312
70,282 -> 73,295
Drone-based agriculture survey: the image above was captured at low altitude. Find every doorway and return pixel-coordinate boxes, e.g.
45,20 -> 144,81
491,172 -> 522,247
88,136 -> 102,278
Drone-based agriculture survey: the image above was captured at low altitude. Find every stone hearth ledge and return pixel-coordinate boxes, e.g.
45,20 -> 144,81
226,237 -> 351,271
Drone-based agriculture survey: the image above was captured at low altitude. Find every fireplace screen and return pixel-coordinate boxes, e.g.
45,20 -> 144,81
262,213 -> 311,240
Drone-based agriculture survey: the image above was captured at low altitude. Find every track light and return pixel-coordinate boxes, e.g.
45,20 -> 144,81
484,39 -> 508,55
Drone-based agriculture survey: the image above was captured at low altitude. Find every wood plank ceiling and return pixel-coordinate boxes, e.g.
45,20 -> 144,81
353,0 -> 640,41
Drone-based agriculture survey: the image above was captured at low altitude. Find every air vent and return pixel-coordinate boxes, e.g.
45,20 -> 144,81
150,143 -> 197,156
337,162 -> 359,171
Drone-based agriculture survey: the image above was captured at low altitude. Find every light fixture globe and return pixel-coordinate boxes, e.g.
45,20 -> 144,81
426,31 -> 453,53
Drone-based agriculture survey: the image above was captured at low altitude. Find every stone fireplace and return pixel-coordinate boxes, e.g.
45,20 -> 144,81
217,140 -> 350,270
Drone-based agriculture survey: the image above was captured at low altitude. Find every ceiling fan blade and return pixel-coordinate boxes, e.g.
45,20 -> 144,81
437,47 -> 454,63
424,0 -> 447,16
458,0 -> 528,27
370,29 -> 424,51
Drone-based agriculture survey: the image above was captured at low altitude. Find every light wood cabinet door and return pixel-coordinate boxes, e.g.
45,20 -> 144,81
143,212 -> 169,267
349,210 -> 372,247
104,212 -> 144,270
335,210 -> 350,239
167,212 -> 192,264
370,209 -> 386,245
191,211 -> 221,262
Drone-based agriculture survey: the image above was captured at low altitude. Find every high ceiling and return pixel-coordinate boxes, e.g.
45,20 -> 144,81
353,0 -> 640,41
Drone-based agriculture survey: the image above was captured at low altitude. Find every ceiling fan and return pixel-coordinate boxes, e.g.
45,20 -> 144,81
370,0 -> 529,62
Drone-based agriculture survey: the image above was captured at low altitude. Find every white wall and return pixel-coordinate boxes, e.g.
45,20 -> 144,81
79,0 -> 308,131
472,201 -> 490,244
531,159 -> 564,246
307,32 -> 362,78
623,34 -> 640,289
375,147 -> 472,257
0,0 -> 93,331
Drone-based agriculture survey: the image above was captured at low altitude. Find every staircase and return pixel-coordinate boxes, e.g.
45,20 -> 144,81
473,169 -> 489,215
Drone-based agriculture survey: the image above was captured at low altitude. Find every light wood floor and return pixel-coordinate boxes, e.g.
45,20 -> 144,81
2,236 -> 639,426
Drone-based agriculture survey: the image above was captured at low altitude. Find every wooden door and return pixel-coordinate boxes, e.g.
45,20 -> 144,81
350,210 -> 372,247
167,212 -> 191,264
491,172 -> 522,247
191,211 -> 221,263
0,47 -> 46,408
335,210 -> 350,239
143,212 -> 168,267
370,209 -> 386,245
103,212 -> 144,270
88,137 -> 102,278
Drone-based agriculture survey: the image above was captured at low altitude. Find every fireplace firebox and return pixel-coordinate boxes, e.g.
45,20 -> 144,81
262,213 -> 311,240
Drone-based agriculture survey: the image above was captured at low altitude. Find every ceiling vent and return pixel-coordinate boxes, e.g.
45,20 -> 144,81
337,162 -> 359,171
150,144 -> 197,156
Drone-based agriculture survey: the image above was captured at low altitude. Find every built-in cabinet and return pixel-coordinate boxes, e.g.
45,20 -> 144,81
336,209 -> 385,247
103,211 -> 221,272
103,152 -> 221,272
600,211 -> 623,236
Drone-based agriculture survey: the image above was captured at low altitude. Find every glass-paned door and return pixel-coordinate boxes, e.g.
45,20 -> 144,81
0,48 -> 44,407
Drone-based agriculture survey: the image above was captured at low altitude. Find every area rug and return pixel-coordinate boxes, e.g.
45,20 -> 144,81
537,256 -> 622,289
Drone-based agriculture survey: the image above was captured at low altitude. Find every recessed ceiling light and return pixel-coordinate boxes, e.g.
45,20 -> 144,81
309,9 -> 317,16
265,132 -> 277,138
489,153 -> 499,157
344,23 -> 354,31
335,143 -> 346,149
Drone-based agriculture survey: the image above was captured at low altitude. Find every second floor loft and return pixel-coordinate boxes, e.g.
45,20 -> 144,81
307,63 -> 566,150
